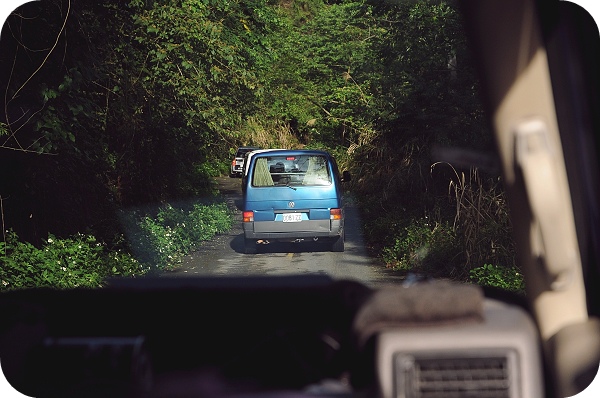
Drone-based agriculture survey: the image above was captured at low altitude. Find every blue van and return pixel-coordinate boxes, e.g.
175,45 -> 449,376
242,149 -> 351,254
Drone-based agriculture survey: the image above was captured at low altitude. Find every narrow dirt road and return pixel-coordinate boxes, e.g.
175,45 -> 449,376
163,176 -> 403,287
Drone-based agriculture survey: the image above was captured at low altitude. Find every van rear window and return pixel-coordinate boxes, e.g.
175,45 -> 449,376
251,155 -> 331,187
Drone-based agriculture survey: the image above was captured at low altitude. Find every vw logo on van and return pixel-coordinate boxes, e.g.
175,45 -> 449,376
288,201 -> 295,208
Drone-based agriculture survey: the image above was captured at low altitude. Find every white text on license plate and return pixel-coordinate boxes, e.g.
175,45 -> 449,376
282,213 -> 302,222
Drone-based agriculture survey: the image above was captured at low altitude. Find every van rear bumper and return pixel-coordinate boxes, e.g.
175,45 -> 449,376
243,220 -> 343,241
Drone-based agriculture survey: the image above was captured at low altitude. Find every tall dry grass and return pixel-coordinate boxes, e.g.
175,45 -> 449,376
433,162 -> 516,272
240,117 -> 303,149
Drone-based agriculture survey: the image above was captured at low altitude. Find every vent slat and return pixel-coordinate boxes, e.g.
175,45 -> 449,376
397,354 -> 513,398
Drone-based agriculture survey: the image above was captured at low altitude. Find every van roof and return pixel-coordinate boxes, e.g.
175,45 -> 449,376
249,149 -> 331,157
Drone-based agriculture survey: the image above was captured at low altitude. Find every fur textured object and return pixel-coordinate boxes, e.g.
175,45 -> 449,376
353,280 -> 484,347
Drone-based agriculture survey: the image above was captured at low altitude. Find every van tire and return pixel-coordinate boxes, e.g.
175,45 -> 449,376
331,232 -> 344,252
244,239 -> 257,254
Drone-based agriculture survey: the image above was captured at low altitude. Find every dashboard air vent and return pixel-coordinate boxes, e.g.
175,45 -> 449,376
395,351 -> 517,398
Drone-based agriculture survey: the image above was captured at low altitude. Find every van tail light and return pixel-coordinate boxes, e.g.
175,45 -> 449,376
243,211 -> 254,222
232,159 -> 236,166
330,208 -> 342,220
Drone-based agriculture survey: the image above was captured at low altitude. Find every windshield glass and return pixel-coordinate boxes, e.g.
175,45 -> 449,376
0,0 -> 522,295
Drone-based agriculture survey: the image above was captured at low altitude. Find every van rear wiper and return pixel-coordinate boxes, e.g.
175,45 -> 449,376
286,183 -> 297,191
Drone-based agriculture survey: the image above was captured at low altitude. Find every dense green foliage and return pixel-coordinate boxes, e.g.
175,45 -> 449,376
381,219 -> 455,273
470,264 -> 525,294
0,0 -> 518,291
0,200 -> 233,290
121,201 -> 234,270
0,230 -> 145,291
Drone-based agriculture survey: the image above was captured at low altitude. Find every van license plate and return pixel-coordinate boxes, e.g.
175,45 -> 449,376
283,213 -> 302,222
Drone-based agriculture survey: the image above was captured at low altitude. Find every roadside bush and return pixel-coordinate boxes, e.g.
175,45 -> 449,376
469,263 -> 525,294
355,159 -> 518,290
128,201 -> 234,270
0,199 -> 235,291
381,218 -> 456,274
0,230 -> 145,291
196,160 -> 226,179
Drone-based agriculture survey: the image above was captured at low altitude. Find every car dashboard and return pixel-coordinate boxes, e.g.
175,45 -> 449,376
0,275 -> 545,398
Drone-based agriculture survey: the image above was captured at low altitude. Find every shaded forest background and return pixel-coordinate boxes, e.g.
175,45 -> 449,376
0,0 -> 517,285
